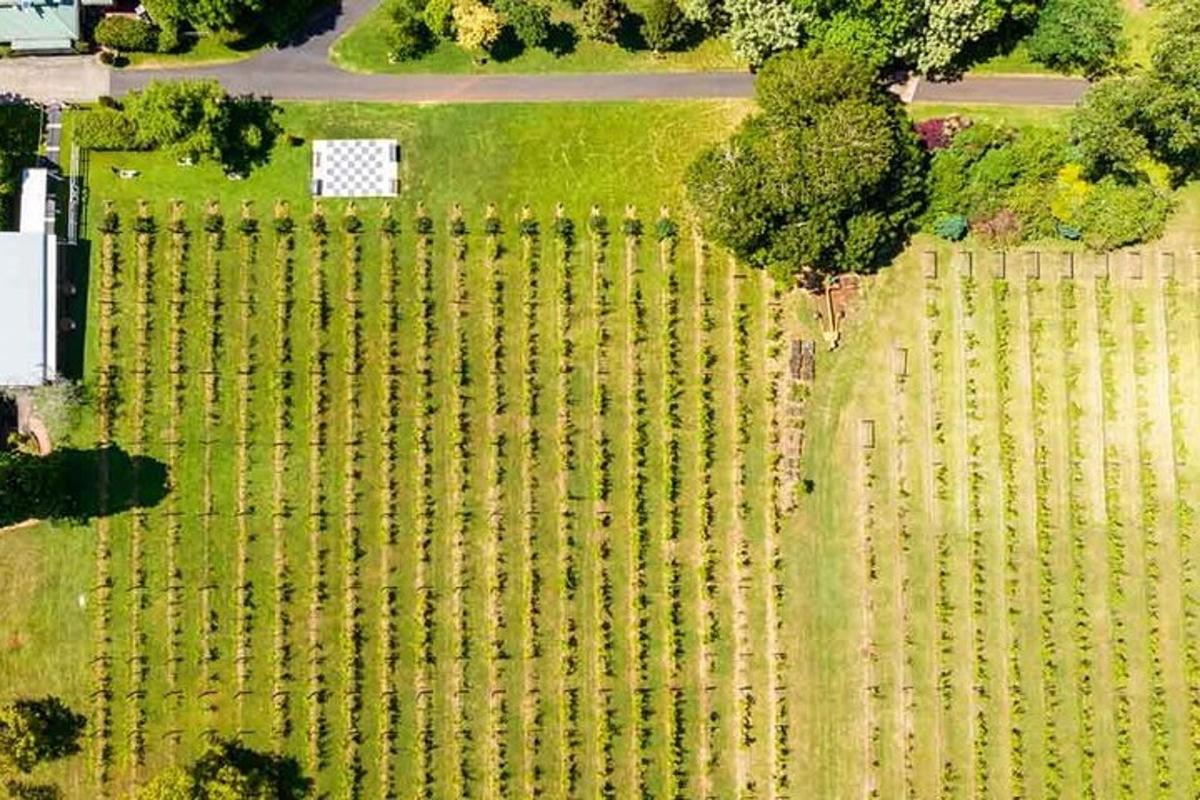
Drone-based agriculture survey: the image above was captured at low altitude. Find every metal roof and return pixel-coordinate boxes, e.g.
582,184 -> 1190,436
0,232 -> 57,386
19,168 -> 48,234
0,0 -> 79,50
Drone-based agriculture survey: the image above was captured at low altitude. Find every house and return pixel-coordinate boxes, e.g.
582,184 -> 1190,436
0,168 -> 58,387
0,0 -> 111,54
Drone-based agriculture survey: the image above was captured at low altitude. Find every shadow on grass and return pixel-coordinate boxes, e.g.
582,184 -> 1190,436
0,446 -> 169,528
545,21 -> 579,58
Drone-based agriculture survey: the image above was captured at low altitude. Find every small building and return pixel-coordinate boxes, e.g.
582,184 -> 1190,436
0,168 -> 58,387
0,0 -> 112,54
311,139 -> 400,198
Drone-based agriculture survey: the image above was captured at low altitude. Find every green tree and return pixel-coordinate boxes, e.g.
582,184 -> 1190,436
641,0 -> 690,52
1070,77 -> 1156,181
388,3 -> 434,61
686,46 -> 924,285
123,79 -> 228,162
1026,0 -> 1126,77
136,740 -> 310,800
580,0 -> 627,42
424,0 -> 456,37
0,698 -> 85,777
498,0 -> 552,47
185,0 -> 264,31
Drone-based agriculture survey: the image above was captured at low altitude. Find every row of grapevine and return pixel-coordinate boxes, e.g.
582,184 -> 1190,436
859,407 -> 881,800
990,278 -> 1026,796
764,280 -> 789,800
234,203 -> 258,735
551,207 -> 581,797
1131,297 -> 1172,793
449,206 -> 471,797
891,329 -> 916,800
921,266 -> 956,794
200,204 -> 225,739
959,271 -> 989,796
269,203 -> 296,749
589,208 -> 618,796
1058,280 -> 1097,796
1162,277 -> 1200,796
659,215 -> 686,798
164,202 -> 189,755
518,209 -> 542,798
375,204 -> 400,797
92,205 -> 120,789
127,202 -> 155,774
1094,277 -> 1134,793
305,208 -> 329,774
484,206 -> 511,798
1026,277 -> 1066,796
340,207 -> 365,796
414,207 -> 436,797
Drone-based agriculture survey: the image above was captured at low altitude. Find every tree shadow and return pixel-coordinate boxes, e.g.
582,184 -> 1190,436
193,740 -> 313,800
218,95 -> 283,176
616,12 -> 647,51
0,446 -> 170,528
545,21 -> 579,57
489,25 -> 527,62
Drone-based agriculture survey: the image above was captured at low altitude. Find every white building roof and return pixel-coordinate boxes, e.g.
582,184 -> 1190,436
19,167 -> 48,234
312,139 -> 399,198
0,231 -> 57,386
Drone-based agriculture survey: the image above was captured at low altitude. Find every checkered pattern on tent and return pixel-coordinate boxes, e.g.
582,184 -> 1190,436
312,139 -> 399,198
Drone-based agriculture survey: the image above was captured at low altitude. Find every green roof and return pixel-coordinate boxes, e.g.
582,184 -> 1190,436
0,0 -> 79,51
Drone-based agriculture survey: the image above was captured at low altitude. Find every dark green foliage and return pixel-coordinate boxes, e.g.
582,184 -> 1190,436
3,781 -> 60,800
1071,0 -> 1200,183
686,46 -> 924,285
94,15 -> 159,52
73,108 -> 139,151
654,216 -> 677,241
925,123 -> 1070,243
388,2 -> 434,61
498,0 -> 552,47
77,80 -> 280,174
0,103 -> 39,229
0,697 -> 85,777
580,0 -> 627,42
274,215 -> 295,235
136,739 -> 311,800
622,217 -> 643,237
641,0 -> 689,53
1026,0 -> 1126,77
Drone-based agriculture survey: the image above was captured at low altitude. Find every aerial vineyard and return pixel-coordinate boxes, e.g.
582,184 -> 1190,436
81,196 -> 1200,800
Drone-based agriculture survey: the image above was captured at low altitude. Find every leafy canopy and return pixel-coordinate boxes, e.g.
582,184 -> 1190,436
686,46 -> 924,285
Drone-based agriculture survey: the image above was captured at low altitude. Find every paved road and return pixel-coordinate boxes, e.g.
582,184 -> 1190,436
2,0 -> 1089,106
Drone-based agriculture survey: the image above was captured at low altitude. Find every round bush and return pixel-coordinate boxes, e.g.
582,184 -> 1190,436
933,213 -> 969,241
94,15 -> 159,52
389,4 -> 434,61
641,0 -> 689,53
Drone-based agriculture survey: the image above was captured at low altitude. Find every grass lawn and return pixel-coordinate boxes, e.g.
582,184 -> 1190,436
330,0 -> 740,73
121,33 -> 265,69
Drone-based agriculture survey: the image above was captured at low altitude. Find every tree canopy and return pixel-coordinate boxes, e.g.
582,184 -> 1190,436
686,46 -> 924,286
136,740 -> 310,800
0,697 -> 85,779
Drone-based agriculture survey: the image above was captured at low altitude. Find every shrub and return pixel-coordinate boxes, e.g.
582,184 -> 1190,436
1026,0 -> 1126,77
933,214 -> 968,241
641,0 -> 689,52
94,15 -> 159,52
73,108 -> 139,151
1074,178 -> 1173,250
498,0 -> 551,47
389,3 -> 434,61
579,0 -> 626,42
913,116 -> 970,151
971,209 -> 1021,247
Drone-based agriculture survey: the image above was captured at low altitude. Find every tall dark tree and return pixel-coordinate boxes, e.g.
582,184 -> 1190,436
0,697 -> 86,777
686,45 -> 924,286
136,739 -> 311,800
